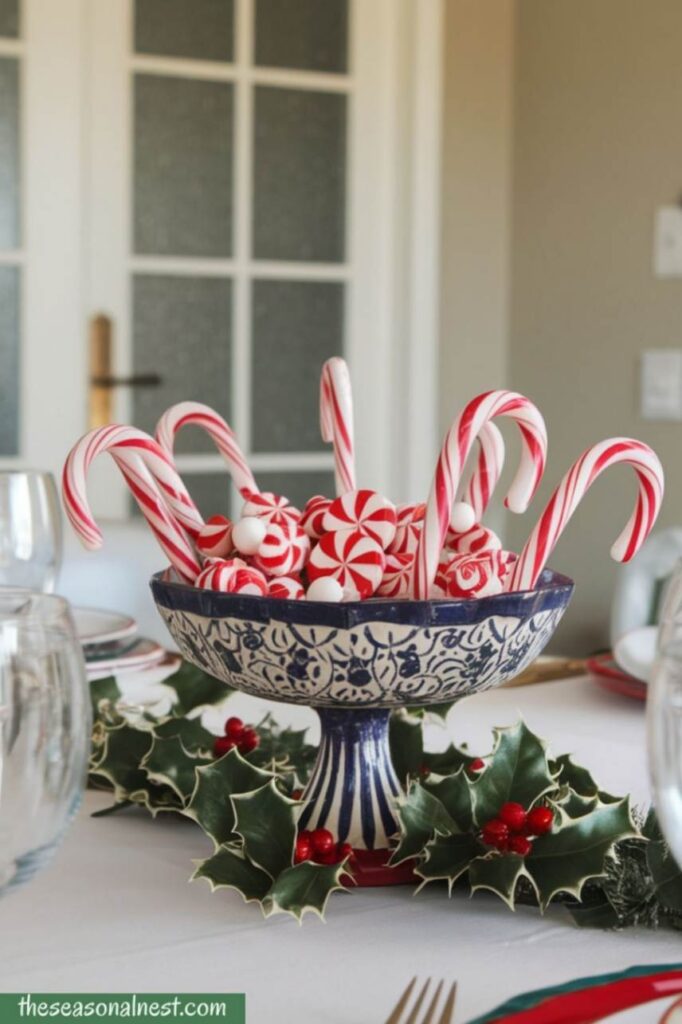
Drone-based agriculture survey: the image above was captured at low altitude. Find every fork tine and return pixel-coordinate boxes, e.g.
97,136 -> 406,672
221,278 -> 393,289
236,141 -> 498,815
436,982 -> 458,1024
384,977 -> 417,1024
419,980 -> 443,1024
405,979 -> 431,1024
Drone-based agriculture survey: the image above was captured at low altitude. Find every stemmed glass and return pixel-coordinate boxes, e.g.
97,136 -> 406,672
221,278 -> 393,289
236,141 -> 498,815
0,472 -> 62,592
0,591 -> 90,894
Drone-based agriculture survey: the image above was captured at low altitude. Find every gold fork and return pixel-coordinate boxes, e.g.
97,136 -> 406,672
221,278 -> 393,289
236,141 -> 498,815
384,978 -> 457,1024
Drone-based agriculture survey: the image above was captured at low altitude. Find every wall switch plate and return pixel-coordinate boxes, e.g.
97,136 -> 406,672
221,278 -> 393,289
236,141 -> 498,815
641,349 -> 682,419
654,207 -> 682,277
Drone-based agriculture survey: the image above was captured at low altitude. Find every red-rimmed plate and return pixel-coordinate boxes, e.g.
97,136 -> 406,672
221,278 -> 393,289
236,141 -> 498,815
587,652 -> 647,701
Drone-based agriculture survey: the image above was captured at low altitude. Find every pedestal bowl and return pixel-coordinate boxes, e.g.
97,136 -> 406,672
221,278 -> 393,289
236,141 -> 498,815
151,570 -> 573,874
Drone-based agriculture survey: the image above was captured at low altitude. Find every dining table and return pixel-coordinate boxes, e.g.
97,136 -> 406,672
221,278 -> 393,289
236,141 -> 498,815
0,672 -> 678,1024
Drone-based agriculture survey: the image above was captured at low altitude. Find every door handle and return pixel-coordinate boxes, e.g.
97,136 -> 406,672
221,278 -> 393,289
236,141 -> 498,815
89,314 -> 163,428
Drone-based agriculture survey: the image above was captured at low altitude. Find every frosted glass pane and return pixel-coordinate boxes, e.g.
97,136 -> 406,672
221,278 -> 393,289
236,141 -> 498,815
134,74 -> 233,257
0,58 -> 19,249
251,279 -> 343,452
135,0 -> 234,62
0,267 -> 19,455
0,0 -> 19,38
257,470 -> 335,510
253,87 -> 346,262
255,0 -> 348,73
132,274 -> 232,454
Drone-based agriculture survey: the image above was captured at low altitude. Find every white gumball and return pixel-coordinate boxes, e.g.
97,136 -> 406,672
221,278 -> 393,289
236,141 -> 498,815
232,516 -> 267,555
306,577 -> 344,603
450,501 -> 476,534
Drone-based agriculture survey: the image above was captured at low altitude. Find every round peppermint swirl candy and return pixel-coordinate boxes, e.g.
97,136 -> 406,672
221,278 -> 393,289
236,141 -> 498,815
195,558 -> 248,592
227,566 -> 269,595
196,514 -> 234,559
307,527 -> 385,600
444,522 -> 502,556
388,503 -> 425,557
322,489 -> 397,550
241,491 -> 301,526
268,575 -> 305,600
252,521 -> 310,577
437,550 -> 509,600
377,552 -> 414,598
299,495 -> 332,540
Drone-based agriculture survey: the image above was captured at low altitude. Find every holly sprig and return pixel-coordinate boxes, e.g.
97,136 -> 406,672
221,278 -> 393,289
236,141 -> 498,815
89,667 -> 682,927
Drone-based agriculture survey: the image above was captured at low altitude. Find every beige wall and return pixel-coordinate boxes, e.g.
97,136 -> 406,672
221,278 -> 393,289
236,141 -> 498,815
440,0 -> 682,653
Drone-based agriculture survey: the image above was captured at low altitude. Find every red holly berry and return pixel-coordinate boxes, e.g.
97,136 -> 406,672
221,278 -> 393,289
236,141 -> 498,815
291,789 -> 303,801
526,806 -> 553,836
337,842 -> 353,862
225,716 -> 244,740
315,848 -> 339,865
238,727 -> 260,754
294,834 -> 312,864
310,828 -> 335,857
213,736 -> 235,757
468,758 -> 485,773
509,835 -> 533,857
481,819 -> 509,850
499,802 -> 527,834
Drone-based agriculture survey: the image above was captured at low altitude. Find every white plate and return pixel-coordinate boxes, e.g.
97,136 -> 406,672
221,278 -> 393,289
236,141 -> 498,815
74,607 -> 137,645
110,653 -> 183,718
86,637 -> 165,678
614,624 -> 658,683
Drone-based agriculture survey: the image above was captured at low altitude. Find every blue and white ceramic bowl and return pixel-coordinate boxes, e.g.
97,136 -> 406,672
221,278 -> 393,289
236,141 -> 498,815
151,570 -> 573,852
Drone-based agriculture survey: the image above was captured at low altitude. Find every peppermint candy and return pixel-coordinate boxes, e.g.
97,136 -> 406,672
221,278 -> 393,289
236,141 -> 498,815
242,491 -> 301,526
196,514 -> 234,559
300,495 -> 331,540
268,575 -> 305,600
437,550 -> 509,600
227,566 -> 269,596
377,552 -> 414,598
322,489 -> 397,550
307,528 -> 385,600
195,558 -> 248,591
252,521 -> 310,577
388,503 -> 425,557
444,523 -> 502,556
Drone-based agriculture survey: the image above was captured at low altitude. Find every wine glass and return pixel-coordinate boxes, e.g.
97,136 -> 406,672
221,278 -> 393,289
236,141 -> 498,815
0,591 -> 90,895
0,471 -> 62,592
647,557 -> 682,866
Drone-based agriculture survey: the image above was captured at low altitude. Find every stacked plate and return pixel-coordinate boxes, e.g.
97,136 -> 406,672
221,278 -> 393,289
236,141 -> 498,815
587,625 -> 657,701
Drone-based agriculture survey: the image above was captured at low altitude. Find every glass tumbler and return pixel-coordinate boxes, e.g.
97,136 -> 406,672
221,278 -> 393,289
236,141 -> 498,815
0,592 -> 90,894
0,471 -> 63,592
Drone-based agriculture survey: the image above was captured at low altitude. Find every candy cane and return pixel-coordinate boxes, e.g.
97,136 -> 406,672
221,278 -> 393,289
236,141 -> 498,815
413,391 -> 547,598
458,422 -> 506,521
62,425 -> 201,582
508,438 -> 664,592
320,357 -> 356,495
155,401 -> 257,500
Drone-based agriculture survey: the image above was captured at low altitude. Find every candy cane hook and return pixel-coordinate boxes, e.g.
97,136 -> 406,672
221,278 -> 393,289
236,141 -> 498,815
320,357 -> 356,495
507,438 -> 664,592
458,422 -> 506,521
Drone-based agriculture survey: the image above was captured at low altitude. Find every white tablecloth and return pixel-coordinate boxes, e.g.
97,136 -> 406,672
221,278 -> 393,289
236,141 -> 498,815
0,677 -> 679,1023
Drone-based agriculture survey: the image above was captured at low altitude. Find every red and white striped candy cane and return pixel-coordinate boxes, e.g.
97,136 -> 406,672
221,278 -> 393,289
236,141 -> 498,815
508,438 -> 664,592
458,422 -> 506,521
412,391 -> 547,598
320,357 -> 356,495
155,401 -> 257,500
62,425 -> 201,582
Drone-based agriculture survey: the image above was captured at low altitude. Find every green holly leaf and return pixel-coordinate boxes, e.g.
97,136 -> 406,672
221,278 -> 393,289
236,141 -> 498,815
417,833 -> 482,890
389,710 -> 424,786
472,721 -> 556,826
647,839 -> 682,912
552,754 -> 619,805
526,798 -> 636,909
90,675 -> 122,714
232,781 -> 296,879
166,661 -> 232,717
553,789 -> 600,822
142,735 -> 210,802
154,716 -> 216,756
185,749 -> 273,848
250,716 -> 318,783
193,845 -> 272,904
469,853 -> 527,909
423,744 -> 474,777
391,783 -> 457,865
423,769 -> 474,832
90,723 -> 153,800
262,861 -> 347,922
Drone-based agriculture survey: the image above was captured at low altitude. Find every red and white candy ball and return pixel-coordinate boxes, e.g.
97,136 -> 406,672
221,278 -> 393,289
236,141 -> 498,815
322,489 -> 397,550
377,552 -> 414,598
195,558 -> 268,596
308,527 -> 385,600
242,491 -> 301,526
435,550 -> 510,600
444,522 -> 502,556
252,521 -> 310,577
299,495 -> 331,540
268,575 -> 305,600
388,503 -> 424,557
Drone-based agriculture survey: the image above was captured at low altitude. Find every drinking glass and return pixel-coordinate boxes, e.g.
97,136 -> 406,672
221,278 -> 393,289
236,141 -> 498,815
0,471 -> 62,592
0,591 -> 90,895
648,557 -> 682,866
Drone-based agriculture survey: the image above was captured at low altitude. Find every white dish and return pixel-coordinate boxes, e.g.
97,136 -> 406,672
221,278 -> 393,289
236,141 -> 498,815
613,624 -> 658,684
73,607 -> 137,645
86,637 -> 165,678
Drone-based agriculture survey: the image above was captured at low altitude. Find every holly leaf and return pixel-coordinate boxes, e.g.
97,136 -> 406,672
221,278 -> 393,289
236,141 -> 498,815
416,833 -> 482,890
154,716 -> 216,756
389,711 -> 424,786
647,839 -> 682,912
423,744 -> 474,777
553,789 -> 600,822
166,662 -> 231,716
193,845 -> 272,904
552,754 -> 619,805
90,675 -> 122,714
423,769 -> 474,832
90,723 -> 153,800
469,853 -> 527,909
142,735 -> 210,802
250,717 -> 318,783
472,721 -> 555,826
526,798 -> 636,909
185,749 -> 273,848
262,861 -> 347,922
391,783 -> 458,865
231,781 -> 296,879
